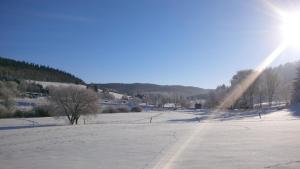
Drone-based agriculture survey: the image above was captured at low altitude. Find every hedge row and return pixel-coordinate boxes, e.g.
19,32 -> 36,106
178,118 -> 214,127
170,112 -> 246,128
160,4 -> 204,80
0,107 -> 50,118
102,106 -> 142,113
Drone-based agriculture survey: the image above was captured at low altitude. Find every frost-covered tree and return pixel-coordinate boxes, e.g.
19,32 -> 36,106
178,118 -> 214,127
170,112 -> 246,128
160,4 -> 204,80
49,86 -> 100,125
204,84 -> 228,109
230,70 -> 257,109
254,74 -> 266,109
292,62 -> 300,104
0,81 -> 19,113
264,68 -> 279,107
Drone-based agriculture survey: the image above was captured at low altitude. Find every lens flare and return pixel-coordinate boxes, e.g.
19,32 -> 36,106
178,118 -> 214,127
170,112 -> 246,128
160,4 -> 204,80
151,42 -> 288,169
265,0 -> 300,48
151,2 -> 292,169
216,42 -> 287,111
280,12 -> 300,47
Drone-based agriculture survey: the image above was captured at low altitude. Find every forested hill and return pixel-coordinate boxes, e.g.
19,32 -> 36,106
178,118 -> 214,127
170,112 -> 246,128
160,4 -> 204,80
0,57 -> 85,84
94,83 -> 210,97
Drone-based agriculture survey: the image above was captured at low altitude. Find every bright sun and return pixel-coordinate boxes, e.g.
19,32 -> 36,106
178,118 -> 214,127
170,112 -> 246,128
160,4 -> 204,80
280,12 -> 300,47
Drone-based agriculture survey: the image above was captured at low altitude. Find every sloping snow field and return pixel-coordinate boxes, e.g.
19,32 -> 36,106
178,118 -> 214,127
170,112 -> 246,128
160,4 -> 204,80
0,110 -> 300,169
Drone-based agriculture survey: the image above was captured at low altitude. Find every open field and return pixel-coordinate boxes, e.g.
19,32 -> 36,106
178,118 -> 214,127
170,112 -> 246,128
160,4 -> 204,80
1,110 -> 300,169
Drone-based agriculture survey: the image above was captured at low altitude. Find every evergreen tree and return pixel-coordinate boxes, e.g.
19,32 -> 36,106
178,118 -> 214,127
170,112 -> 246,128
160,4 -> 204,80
0,56 -> 84,84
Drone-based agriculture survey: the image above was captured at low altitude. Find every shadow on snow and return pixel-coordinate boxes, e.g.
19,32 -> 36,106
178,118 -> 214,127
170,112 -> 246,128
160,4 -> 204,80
0,124 -> 63,131
168,109 -> 278,123
289,104 -> 300,116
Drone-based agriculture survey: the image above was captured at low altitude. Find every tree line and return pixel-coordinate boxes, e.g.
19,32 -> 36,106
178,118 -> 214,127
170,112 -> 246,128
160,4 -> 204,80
205,66 -> 294,109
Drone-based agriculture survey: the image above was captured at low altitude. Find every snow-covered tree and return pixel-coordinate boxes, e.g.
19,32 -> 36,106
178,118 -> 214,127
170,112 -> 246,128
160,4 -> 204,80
292,62 -> 300,104
264,68 -> 279,107
230,70 -> 257,109
49,86 -> 100,125
0,81 -> 19,113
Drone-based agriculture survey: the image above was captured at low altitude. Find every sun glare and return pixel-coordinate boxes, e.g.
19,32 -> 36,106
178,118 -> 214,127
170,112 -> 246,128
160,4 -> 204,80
280,12 -> 300,47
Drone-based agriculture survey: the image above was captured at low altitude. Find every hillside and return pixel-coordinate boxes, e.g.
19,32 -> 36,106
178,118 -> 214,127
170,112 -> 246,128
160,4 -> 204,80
0,57 -> 84,84
94,83 -> 210,97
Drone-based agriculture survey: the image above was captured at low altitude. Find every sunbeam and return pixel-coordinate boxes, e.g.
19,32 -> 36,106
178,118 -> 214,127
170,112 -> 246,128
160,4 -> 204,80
216,42 -> 287,111
150,2 -> 295,168
150,42 -> 287,169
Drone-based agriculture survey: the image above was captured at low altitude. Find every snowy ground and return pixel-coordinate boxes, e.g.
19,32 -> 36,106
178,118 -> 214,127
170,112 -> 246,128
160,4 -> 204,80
0,110 -> 300,169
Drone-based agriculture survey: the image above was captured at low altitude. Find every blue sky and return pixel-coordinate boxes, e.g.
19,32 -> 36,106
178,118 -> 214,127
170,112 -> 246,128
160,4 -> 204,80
0,0 -> 299,89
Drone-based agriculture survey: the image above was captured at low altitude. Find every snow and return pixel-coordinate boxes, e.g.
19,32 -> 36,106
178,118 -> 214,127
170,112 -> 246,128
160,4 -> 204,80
109,91 -> 124,99
27,80 -> 86,89
1,110 -> 300,169
163,103 -> 176,108
15,97 -> 49,110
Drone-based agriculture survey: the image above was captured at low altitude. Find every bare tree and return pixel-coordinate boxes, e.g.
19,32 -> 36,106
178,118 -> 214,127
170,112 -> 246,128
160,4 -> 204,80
49,86 -> 100,125
277,81 -> 292,106
254,74 -> 266,109
0,81 -> 19,113
292,62 -> 300,105
204,91 -> 218,109
178,98 -> 191,108
130,97 -> 142,106
230,70 -> 256,109
204,84 -> 228,109
264,68 -> 279,107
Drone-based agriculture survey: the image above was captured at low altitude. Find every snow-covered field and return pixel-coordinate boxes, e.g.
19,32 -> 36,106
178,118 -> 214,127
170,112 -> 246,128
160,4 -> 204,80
1,110 -> 300,169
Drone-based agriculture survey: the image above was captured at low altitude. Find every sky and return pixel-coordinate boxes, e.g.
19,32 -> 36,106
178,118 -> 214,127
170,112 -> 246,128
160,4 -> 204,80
0,0 -> 300,89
